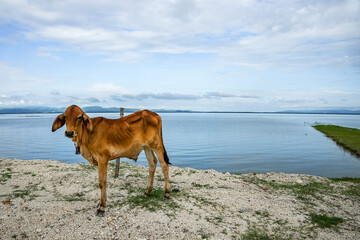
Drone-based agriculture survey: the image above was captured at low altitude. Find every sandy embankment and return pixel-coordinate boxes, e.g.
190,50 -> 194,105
0,158 -> 359,240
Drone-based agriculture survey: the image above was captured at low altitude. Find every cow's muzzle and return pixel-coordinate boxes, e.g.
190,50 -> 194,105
65,131 -> 74,138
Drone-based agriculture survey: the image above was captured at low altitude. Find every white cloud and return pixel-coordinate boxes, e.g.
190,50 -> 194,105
325,90 -> 353,94
0,94 -> 41,106
0,0 -> 358,68
36,46 -> 62,59
0,62 -> 52,93
90,83 -> 124,92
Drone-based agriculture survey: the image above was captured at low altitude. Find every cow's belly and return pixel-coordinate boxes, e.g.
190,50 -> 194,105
109,144 -> 145,161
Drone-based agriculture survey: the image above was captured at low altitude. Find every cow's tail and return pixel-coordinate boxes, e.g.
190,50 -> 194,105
163,147 -> 171,165
159,118 -> 171,165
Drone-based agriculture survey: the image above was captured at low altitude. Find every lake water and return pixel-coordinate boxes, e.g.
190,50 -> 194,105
0,112 -> 359,178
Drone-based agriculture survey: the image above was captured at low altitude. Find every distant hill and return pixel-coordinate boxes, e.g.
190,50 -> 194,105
0,106 -> 194,114
278,109 -> 360,115
0,106 -> 65,114
0,106 -> 359,115
0,106 -> 134,114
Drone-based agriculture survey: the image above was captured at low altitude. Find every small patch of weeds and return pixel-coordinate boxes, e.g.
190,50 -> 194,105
329,178 -> 360,197
157,175 -> 165,181
241,228 -> 270,240
1,172 -> 12,181
118,188 -> 180,212
342,185 -> 360,197
190,195 -> 218,208
243,176 -> 335,200
20,232 -> 28,239
63,192 -> 85,202
255,210 -> 269,218
206,216 -> 224,225
79,163 -> 97,171
172,172 -> 182,177
330,177 -> 360,183
133,172 -> 144,178
13,184 -> 40,201
192,182 -> 211,188
274,219 -> 289,226
310,213 -> 344,228
198,229 -> 213,239
13,189 -> 30,198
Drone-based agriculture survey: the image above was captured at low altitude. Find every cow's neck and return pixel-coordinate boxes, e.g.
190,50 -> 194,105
76,124 -> 98,165
76,124 -> 90,152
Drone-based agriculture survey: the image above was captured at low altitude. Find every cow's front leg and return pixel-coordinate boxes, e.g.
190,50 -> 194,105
97,160 -> 108,217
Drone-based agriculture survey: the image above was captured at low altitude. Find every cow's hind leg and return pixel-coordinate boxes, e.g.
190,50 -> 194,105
154,147 -> 171,199
144,148 -> 157,196
96,159 -> 108,217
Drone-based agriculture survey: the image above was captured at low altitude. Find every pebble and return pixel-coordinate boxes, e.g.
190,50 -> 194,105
124,172 -> 132,180
238,207 -> 253,213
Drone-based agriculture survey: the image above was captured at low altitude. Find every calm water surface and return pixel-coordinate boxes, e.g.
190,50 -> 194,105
0,113 -> 359,177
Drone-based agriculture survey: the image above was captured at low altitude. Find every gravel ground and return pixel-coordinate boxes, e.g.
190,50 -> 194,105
0,158 -> 359,240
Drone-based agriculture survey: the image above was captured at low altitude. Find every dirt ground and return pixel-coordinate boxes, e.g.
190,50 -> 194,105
0,158 -> 359,239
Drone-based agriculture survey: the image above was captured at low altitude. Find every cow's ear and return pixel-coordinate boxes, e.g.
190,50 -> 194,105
52,114 -> 65,132
82,114 -> 93,132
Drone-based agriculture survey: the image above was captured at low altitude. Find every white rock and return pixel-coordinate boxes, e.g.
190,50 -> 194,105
124,172 -> 132,180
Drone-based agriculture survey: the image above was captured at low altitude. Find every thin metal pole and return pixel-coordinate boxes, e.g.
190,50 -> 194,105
115,107 -> 124,178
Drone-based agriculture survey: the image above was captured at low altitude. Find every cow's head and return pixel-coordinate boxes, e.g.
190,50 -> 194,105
52,105 -> 93,140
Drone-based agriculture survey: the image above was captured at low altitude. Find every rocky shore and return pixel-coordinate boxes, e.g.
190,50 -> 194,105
1,158 -> 359,239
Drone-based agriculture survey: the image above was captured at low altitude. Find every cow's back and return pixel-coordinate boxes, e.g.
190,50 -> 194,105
88,111 -> 162,158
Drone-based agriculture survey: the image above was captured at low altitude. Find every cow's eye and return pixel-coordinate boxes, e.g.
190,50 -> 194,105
78,116 -> 83,121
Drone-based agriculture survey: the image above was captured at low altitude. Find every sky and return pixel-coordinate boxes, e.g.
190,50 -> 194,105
0,0 -> 359,112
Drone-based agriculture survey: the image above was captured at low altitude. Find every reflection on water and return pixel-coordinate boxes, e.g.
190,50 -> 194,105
0,113 -> 359,177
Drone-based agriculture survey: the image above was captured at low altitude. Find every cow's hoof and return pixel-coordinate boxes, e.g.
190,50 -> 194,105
144,191 -> 150,196
96,209 -> 105,217
164,193 -> 170,200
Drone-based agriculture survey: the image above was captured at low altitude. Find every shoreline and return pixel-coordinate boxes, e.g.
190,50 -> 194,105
1,158 -> 359,239
3,158 -> 360,179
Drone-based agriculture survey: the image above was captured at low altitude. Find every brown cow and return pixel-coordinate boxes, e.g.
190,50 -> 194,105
52,105 -> 171,216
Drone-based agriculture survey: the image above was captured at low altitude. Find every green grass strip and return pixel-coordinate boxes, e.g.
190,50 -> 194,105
313,125 -> 360,157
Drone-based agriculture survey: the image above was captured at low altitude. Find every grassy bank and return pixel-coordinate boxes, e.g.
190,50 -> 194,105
313,124 -> 360,157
